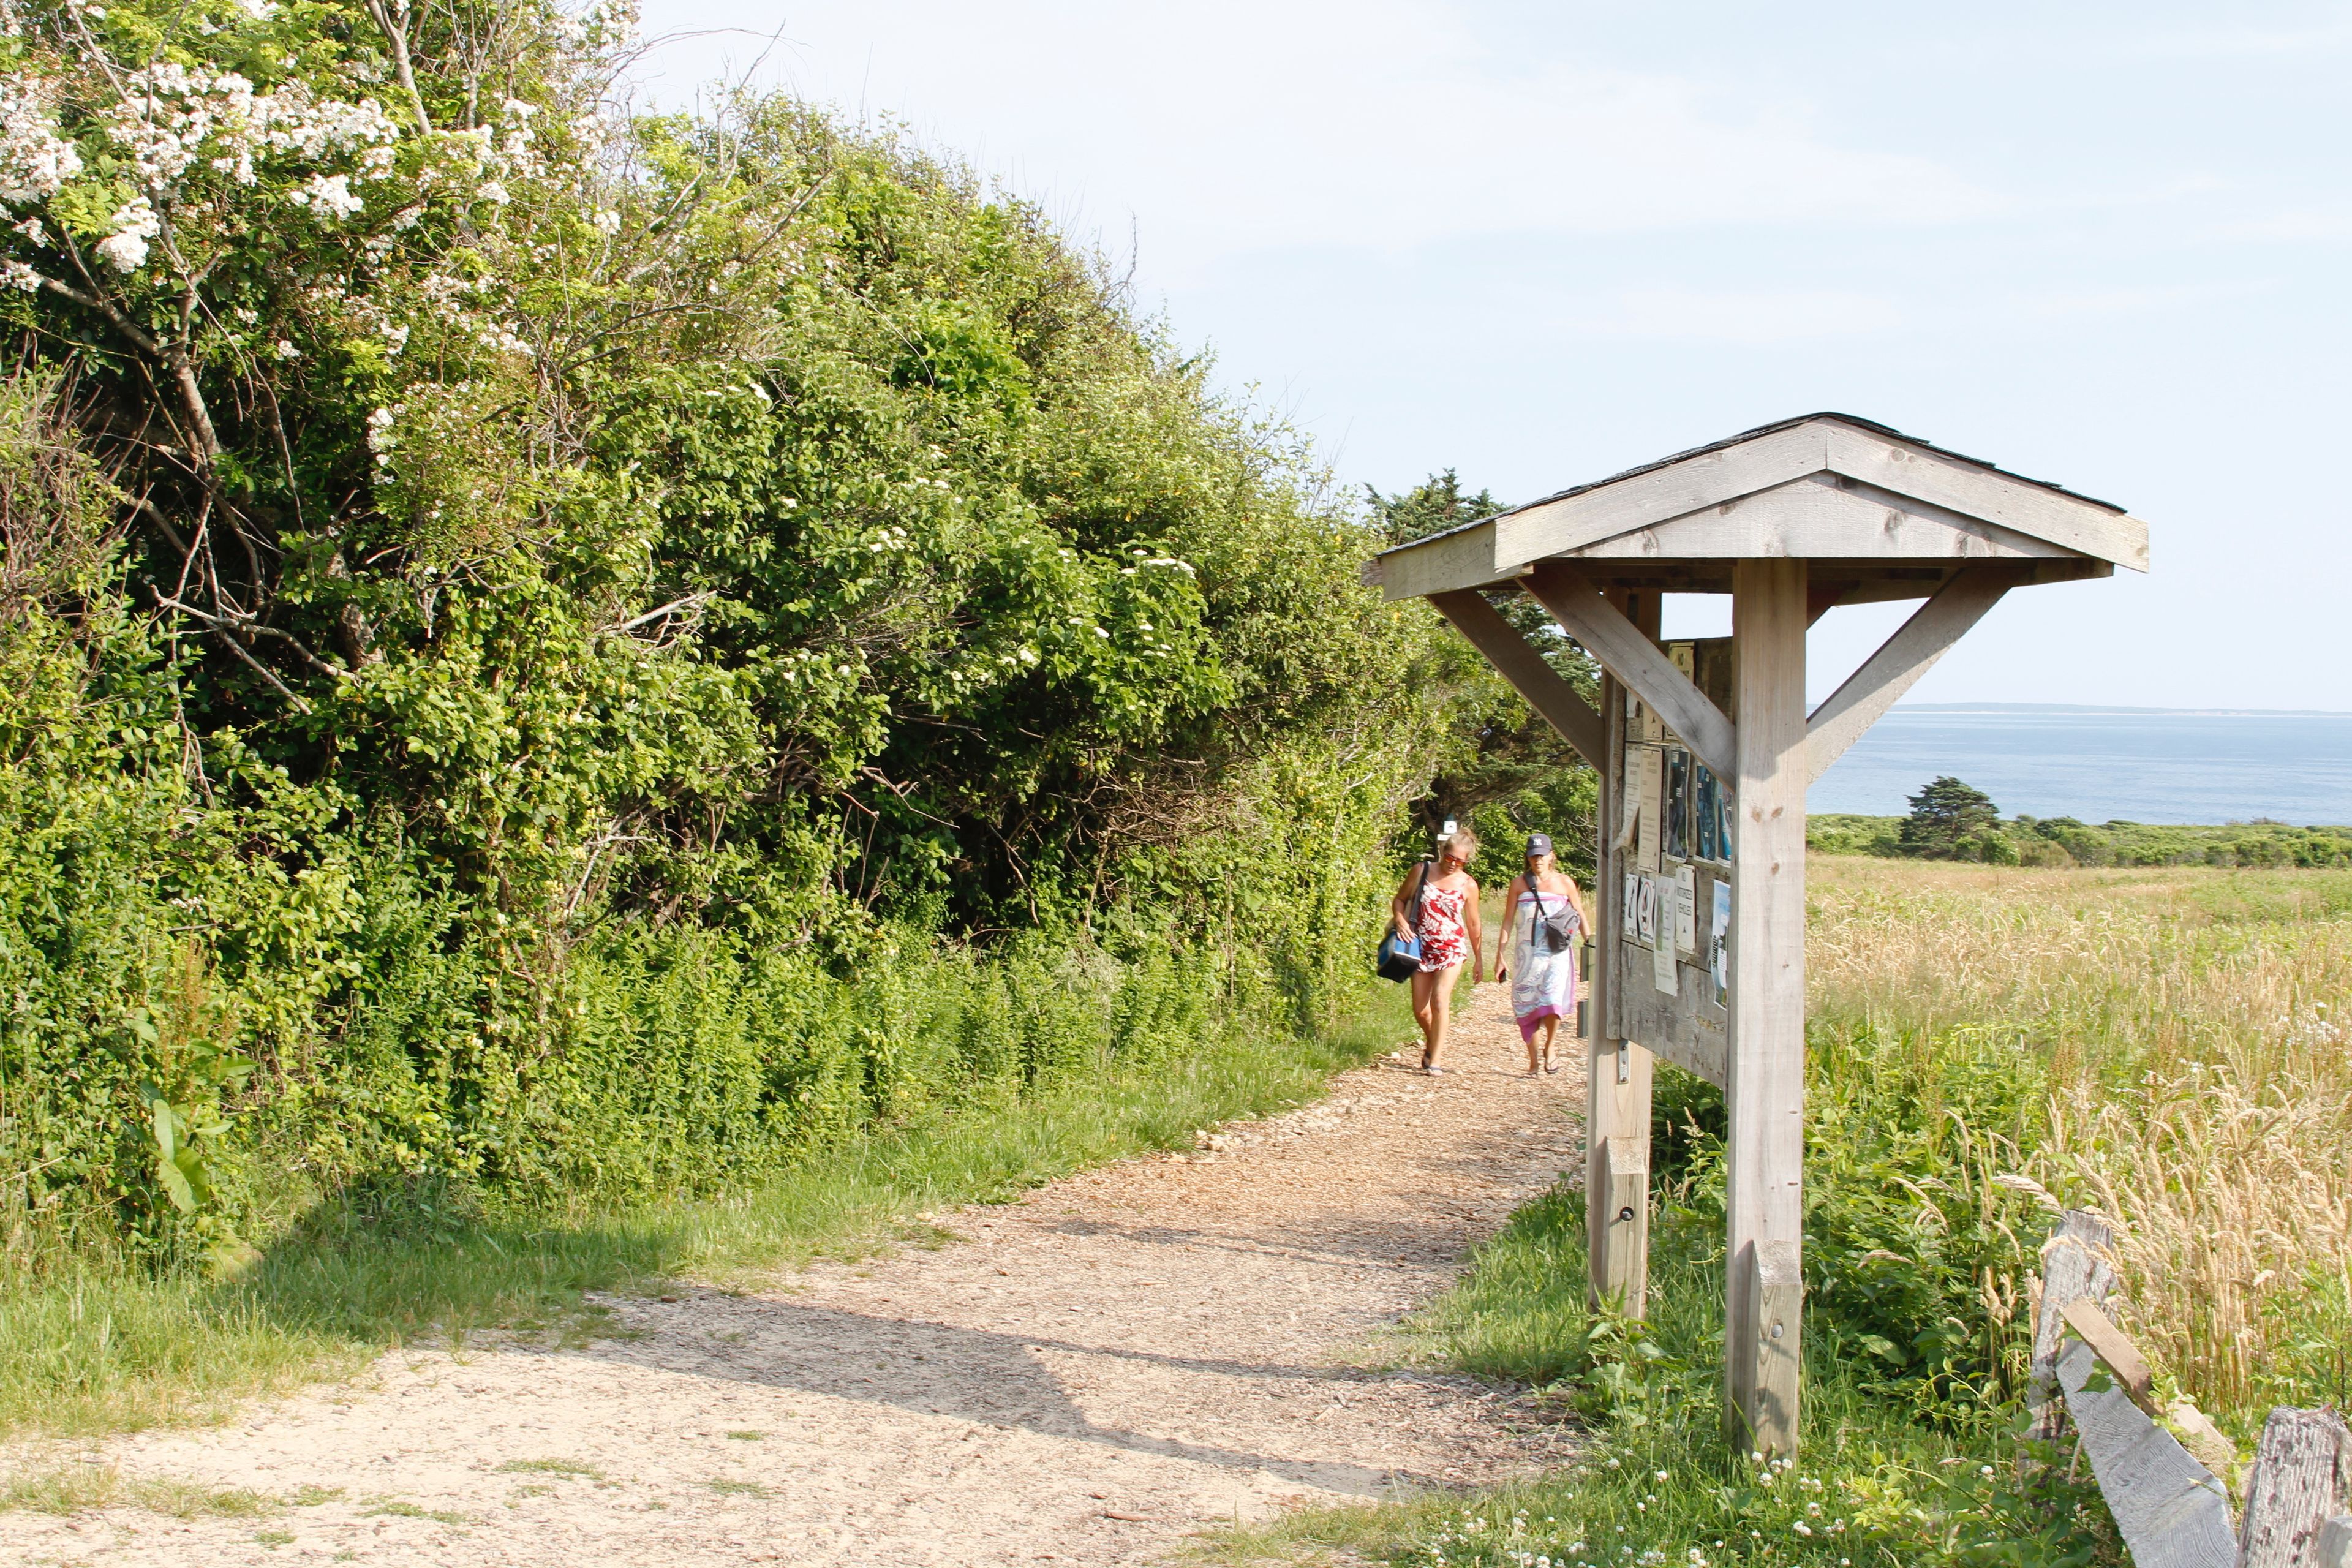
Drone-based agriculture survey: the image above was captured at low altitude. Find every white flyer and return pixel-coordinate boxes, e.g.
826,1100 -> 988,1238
1675,865 -> 1698,954
1635,747 -> 1662,873
1651,874 -> 1678,992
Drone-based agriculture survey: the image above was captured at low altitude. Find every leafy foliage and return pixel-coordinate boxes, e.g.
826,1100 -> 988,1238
0,0 -> 1466,1264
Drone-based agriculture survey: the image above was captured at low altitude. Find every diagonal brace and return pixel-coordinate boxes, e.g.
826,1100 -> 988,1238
1805,565 -> 2018,785
1525,563 -> 1736,782
1428,590 -> 1607,767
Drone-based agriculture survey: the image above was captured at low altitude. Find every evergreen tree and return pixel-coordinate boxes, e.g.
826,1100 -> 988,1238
1898,777 -> 2002,859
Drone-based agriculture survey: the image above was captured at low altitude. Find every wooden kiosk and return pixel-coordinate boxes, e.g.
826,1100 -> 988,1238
1365,414 -> 2148,1455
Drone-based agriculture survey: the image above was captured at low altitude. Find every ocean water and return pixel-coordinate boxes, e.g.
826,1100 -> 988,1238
1806,707 -> 2352,826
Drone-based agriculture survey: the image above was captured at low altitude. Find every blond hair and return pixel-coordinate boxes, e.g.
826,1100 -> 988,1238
1441,829 -> 1480,861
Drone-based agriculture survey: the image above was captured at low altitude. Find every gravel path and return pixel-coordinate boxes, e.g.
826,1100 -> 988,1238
5,984 -> 1585,1566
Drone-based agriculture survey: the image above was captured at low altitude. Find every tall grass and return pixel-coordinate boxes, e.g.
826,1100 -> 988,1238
1809,860 -> 2352,1425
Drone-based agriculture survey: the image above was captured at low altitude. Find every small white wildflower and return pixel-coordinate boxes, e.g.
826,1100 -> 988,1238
94,197 -> 159,272
289,172 -> 364,219
0,259 -> 40,292
272,338 -> 298,360
475,179 -> 510,205
12,216 -> 46,246
591,207 -> 620,235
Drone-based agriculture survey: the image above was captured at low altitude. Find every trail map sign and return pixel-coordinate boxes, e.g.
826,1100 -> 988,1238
1366,414 -> 2149,1455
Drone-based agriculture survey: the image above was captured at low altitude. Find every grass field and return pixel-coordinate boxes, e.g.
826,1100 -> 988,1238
0,988 -> 1409,1441
1218,856 -> 2352,1567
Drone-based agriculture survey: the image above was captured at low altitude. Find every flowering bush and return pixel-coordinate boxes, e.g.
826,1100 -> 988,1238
0,0 -> 1461,1252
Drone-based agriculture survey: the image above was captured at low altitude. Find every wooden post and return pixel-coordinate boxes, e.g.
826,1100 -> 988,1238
2240,1407 -> 2352,1568
1585,592 -> 1654,1317
2029,1210 -> 2118,1442
1725,559 -> 1807,1456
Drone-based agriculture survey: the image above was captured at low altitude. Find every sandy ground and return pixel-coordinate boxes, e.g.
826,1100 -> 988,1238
4,985 -> 1586,1567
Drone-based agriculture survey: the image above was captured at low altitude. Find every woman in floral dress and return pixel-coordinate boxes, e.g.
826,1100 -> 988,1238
1389,830 -> 1483,1074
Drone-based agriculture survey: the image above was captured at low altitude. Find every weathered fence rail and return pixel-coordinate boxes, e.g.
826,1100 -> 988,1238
2031,1209 -> 2351,1568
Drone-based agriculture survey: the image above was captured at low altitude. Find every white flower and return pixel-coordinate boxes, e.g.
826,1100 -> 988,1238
591,207 -> 620,235
0,81 -> 85,202
1,260 -> 42,292
290,172 -> 363,219
475,179 -> 510,205
12,216 -> 47,246
272,338 -> 299,359
95,197 -> 160,272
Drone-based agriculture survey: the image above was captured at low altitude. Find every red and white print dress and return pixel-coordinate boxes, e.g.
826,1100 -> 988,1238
1414,883 -> 1470,973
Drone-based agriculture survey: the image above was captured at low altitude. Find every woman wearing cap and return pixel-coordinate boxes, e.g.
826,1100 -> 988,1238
1389,829 -> 1483,1074
1494,833 -> 1586,1076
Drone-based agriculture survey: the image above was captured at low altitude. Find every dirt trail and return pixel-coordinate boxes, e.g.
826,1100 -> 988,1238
6,987 -> 1585,1566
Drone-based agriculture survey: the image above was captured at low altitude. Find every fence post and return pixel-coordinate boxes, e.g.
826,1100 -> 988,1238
2239,1408 -> 2352,1568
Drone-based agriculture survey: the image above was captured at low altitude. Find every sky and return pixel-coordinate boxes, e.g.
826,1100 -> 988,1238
627,1 -> 2352,711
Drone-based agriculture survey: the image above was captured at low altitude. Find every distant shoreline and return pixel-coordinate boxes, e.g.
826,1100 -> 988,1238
1893,703 -> 2352,720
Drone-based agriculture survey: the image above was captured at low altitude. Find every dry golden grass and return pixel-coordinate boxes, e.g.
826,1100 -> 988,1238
1809,857 -> 2352,1420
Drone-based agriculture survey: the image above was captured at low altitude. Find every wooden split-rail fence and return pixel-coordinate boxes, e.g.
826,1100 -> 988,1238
2031,1210 -> 2351,1568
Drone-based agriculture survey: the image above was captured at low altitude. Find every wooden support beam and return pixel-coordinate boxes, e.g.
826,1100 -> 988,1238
1736,1240 -> 1803,1455
2241,1408 -> 2352,1568
1427,589 -> 1607,767
1526,564 -> 1736,783
1593,1136 -> 1650,1315
1806,579 -> 1855,627
1724,559 -> 1807,1458
1804,565 -> 2016,785
1586,592 -> 1655,1319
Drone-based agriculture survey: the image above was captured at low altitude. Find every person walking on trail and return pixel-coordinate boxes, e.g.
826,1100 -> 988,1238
1391,830 -> 1483,1075
1494,832 -> 1586,1076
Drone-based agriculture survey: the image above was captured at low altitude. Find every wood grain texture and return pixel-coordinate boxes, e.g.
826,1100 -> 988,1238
1596,1136 -> 1651,1317
2055,1340 -> 2237,1568
2029,1210 -> 2118,1442
2314,1513 -> 2352,1568
1805,566 -> 2015,784
2240,1408 -> 2352,1568
1586,595 -> 1657,1317
2060,1298 -> 2157,1408
1427,590 -> 1607,766
1723,559 -> 1808,1457
1736,1238 -> 1803,1458
1820,422 -> 2149,572
1494,423 -> 1831,568
1562,474 -> 2078,564
1528,565 -> 1736,782
1374,519 -> 1506,601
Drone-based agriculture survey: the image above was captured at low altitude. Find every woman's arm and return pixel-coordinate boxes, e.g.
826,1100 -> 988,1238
1464,878 -> 1485,981
1390,870 -> 1419,938
1496,876 -> 1524,980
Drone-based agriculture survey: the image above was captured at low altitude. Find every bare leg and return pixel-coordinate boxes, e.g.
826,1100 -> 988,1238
1524,1017 -> 1542,1076
1422,963 -> 1464,1070
1539,1015 -> 1561,1072
1409,967 -> 1441,1065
